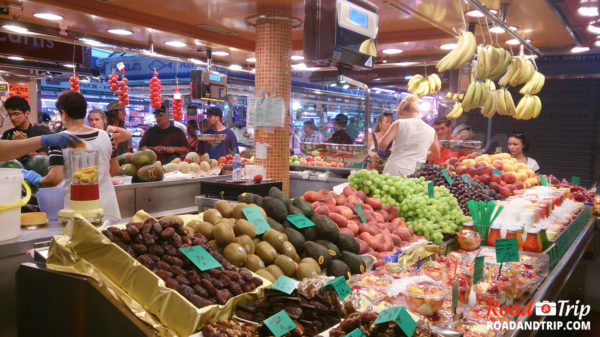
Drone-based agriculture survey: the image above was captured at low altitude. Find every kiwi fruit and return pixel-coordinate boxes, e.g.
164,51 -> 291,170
232,203 -> 248,219
300,257 -> 321,274
183,225 -> 195,236
213,223 -> 235,246
296,262 -> 317,280
245,254 -> 265,272
235,235 -> 255,254
203,209 -> 222,225
275,255 -> 298,277
160,215 -> 184,226
255,268 -> 276,283
263,229 -> 287,252
255,241 -> 278,264
216,218 -> 236,228
194,221 -> 214,240
266,264 -> 284,280
253,237 -> 261,246
223,242 -> 247,267
281,241 -> 300,262
234,219 -> 257,238
214,200 -> 233,218
187,220 -> 204,233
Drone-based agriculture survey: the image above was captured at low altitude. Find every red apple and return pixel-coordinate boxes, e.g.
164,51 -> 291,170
448,157 -> 459,166
493,161 -> 503,170
478,174 -> 491,184
335,206 -> 353,219
306,156 -> 314,162
489,181 -> 500,192
515,181 -> 524,190
455,165 -> 465,175
499,186 -> 511,197
491,174 -> 502,184
502,172 -> 516,184
476,161 -> 488,167
465,166 -> 477,176
448,165 -> 456,172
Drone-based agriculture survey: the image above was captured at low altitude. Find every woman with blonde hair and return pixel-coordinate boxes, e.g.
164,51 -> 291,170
87,108 -> 132,146
377,95 -> 440,176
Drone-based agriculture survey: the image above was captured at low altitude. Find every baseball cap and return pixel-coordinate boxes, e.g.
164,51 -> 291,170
206,107 -> 223,119
334,113 -> 348,127
106,101 -> 125,111
153,104 -> 169,115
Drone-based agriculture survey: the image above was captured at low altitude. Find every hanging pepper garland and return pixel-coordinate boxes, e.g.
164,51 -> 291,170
149,71 -> 162,109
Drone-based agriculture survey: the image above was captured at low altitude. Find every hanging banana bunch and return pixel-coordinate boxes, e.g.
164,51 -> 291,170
407,74 -> 441,96
436,30 -> 477,72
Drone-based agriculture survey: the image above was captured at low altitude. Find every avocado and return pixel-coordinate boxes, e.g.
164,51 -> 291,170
255,268 -> 276,283
237,192 -> 256,204
327,259 -> 351,279
284,227 -> 306,254
336,233 -> 360,254
300,226 -> 318,241
281,241 -> 300,262
203,209 -> 223,225
245,254 -> 265,272
267,217 -> 285,232
275,255 -> 298,277
236,235 -> 255,255
303,241 -> 331,268
296,262 -> 318,280
213,223 -> 235,246
292,197 -> 314,218
263,229 -> 287,252
314,215 -> 340,242
266,264 -> 284,280
255,241 -> 278,264
282,220 -> 292,229
341,251 -> 366,275
268,187 -> 290,207
234,219 -> 257,238
223,242 -> 247,267
287,204 -> 303,215
214,200 -> 234,218
232,203 -> 248,219
316,240 -> 341,258
300,257 -> 321,273
252,194 -> 264,207
261,196 -> 288,222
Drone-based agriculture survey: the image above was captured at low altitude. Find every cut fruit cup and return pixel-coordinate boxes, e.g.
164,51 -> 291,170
457,229 -> 482,251
400,281 -> 449,316
474,281 -> 508,306
466,305 -> 510,327
514,278 -> 535,300
444,270 -> 473,304
421,265 -> 446,282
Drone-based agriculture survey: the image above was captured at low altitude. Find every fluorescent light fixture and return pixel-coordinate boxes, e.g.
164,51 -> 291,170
440,43 -> 457,50
108,29 -> 132,35
571,46 -> 590,53
34,13 -> 63,21
292,101 -> 301,110
212,51 -> 230,56
587,21 -> 600,34
313,90 -> 322,94
3,24 -> 29,34
392,62 -> 418,67
330,83 -> 337,87
291,55 -> 304,61
382,48 -> 403,55
372,87 -> 396,94
229,64 -> 242,70
578,6 -> 599,17
466,9 -> 497,18
404,75 -> 414,80
506,38 -> 530,45
489,26 -> 517,34
7,56 -> 24,61
342,84 -> 350,89
189,58 -> 206,65
292,63 -> 308,70
246,57 -> 256,63
595,40 -> 600,47
165,40 -> 186,47
63,64 -> 76,68
80,77 -> 90,83
80,38 -> 105,46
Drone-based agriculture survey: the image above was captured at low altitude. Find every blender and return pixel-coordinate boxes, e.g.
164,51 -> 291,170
58,149 -> 104,225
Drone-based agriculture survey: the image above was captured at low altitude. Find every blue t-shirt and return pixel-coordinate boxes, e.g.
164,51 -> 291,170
199,128 -> 238,159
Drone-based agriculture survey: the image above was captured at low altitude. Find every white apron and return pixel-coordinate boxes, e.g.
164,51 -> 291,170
383,118 -> 436,176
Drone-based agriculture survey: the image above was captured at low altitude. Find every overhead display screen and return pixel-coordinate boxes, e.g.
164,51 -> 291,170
349,7 -> 368,28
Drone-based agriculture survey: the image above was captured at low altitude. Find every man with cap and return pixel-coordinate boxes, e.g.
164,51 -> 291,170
327,113 -> 354,144
139,105 -> 188,164
105,101 -> 132,155
198,107 -> 238,159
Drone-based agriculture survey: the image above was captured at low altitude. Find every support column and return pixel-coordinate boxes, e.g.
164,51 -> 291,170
253,8 -> 293,194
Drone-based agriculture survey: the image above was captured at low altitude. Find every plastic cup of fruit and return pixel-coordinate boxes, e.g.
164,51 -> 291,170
474,281 -> 507,305
452,319 -> 501,337
421,265 -> 445,282
457,229 -> 482,251
466,305 -> 510,326
513,279 -> 534,300
445,271 -> 473,304
401,281 -> 449,316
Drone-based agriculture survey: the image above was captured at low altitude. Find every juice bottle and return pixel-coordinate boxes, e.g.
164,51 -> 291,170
487,223 -> 502,247
463,221 -> 474,231
523,228 -> 541,253
505,226 -> 523,249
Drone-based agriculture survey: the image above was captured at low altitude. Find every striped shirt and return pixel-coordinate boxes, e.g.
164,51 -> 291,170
301,131 -> 324,143
49,130 -> 117,167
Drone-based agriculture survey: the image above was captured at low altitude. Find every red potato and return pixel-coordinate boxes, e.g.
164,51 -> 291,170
365,197 -> 382,210
391,218 -> 406,227
314,205 -> 330,217
344,202 -> 359,215
373,212 -> 385,223
343,185 -> 358,197
329,212 -> 348,228
356,191 -> 367,202
360,232 -> 379,250
312,201 -> 325,209
321,197 -> 336,209
335,206 -> 354,219
393,228 -> 413,242
390,234 -> 402,246
347,195 -> 361,205
375,209 -> 389,221
382,222 -> 396,232
374,234 -> 384,251
303,191 -> 321,202
359,223 -> 378,236
380,227 -> 391,236
356,238 -> 370,254
350,215 -> 361,223
347,221 -> 360,235
383,205 -> 399,221
362,203 -> 374,212
378,234 -> 393,252
339,228 -> 355,237
334,194 -> 347,205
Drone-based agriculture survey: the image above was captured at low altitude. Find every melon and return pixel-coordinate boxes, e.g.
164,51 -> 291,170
200,161 -> 210,172
118,152 -> 133,166
137,163 -> 164,182
189,163 -> 201,173
171,157 -> 181,164
185,152 -> 201,164
209,159 -> 218,168
23,155 -> 49,176
163,162 -> 178,173
201,153 -> 210,162
131,149 -> 157,167
178,161 -> 191,173
121,163 -> 138,177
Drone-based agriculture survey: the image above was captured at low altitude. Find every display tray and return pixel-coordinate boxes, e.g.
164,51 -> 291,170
290,164 -> 355,176
439,139 -> 482,151
199,177 -> 282,200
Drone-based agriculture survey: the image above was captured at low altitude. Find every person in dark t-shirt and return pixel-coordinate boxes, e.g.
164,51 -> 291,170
198,107 -> 238,159
2,96 -> 50,160
139,106 -> 188,164
327,113 -> 353,144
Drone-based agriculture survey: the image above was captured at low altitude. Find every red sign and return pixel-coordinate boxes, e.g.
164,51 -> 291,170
8,84 -> 29,102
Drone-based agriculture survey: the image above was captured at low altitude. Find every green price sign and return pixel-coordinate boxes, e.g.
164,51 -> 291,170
272,275 -> 299,295
179,246 -> 222,271
324,276 -> 351,300
540,175 -> 549,186
374,306 -> 416,337
428,181 -> 434,198
495,237 -> 519,263
452,279 -> 459,314
539,230 -> 550,251
286,214 -> 315,229
461,174 -> 472,185
473,256 -> 484,285
263,310 -> 296,337
242,206 -> 271,235
345,328 -> 366,337
441,169 -> 454,185
356,203 -> 367,224
571,176 -> 580,186
493,169 -> 502,176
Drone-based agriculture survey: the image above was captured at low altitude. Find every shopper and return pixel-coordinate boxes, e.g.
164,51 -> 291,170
327,113 -> 354,144
378,96 -> 440,176
198,107 -> 238,159
88,108 -> 132,147
105,101 -> 132,155
35,91 -> 121,219
367,112 -> 394,160
139,105 -> 189,164
508,131 -> 540,171
301,120 -> 323,143
0,133 -> 81,162
346,117 -> 360,141
2,96 -> 50,157
186,119 -> 199,152
290,127 -> 301,156
430,117 -> 459,164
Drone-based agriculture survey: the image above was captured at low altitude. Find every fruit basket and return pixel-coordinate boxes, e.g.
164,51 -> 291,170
439,139 -> 482,151
300,142 -> 366,164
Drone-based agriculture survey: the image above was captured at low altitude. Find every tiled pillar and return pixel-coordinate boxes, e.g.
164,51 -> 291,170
254,8 -> 292,194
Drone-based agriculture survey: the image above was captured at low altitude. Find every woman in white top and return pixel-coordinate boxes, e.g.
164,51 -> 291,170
508,131 -> 540,172
378,96 -> 440,176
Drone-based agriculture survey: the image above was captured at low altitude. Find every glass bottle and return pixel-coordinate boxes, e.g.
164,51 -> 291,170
523,228 -> 541,253
505,226 -> 523,250
487,223 -> 502,247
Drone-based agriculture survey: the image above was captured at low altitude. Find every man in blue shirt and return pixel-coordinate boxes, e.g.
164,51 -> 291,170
199,107 -> 238,159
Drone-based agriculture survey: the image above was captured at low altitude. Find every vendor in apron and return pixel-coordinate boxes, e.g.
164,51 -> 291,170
36,91 -> 121,219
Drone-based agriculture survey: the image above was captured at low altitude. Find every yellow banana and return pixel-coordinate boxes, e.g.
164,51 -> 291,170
532,72 -> 545,94
504,89 -> 516,116
407,74 -> 423,93
437,30 -> 477,72
531,95 -> 542,118
461,81 -> 477,111
447,101 -> 463,119
446,91 -> 453,98
496,89 -> 508,115
430,74 -> 441,92
428,75 -> 437,94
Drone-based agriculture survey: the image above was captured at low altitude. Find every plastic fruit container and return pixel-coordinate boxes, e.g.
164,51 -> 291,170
466,305 -> 510,326
457,229 -> 482,251
452,319 -> 503,337
400,281 -> 448,316
445,270 -> 473,304
420,263 -> 446,282
474,281 -> 507,305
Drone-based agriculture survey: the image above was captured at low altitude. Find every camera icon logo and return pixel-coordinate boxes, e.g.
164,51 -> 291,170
535,301 -> 557,316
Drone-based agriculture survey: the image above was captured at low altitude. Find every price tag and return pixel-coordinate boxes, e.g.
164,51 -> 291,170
441,169 -> 453,185
494,238 -> 519,263
345,328 -> 366,337
242,206 -> 270,235
539,230 -> 550,251
116,62 -> 125,71
173,92 -> 182,100
428,181 -> 434,198
356,203 -> 367,224
571,176 -> 580,186
540,175 -> 549,186
461,174 -> 472,185
272,275 -> 299,295
374,306 -> 416,337
263,310 -> 296,337
374,307 -> 402,325
286,214 -> 315,229
473,256 -> 484,285
452,279 -> 459,314
324,276 -> 351,300
179,246 -> 221,271
493,169 -> 502,176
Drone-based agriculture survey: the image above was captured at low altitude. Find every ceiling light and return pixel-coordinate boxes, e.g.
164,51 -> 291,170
212,51 -> 230,56
578,6 -> 599,17
330,83 -> 337,87
342,84 -> 350,89
440,43 -> 457,50
229,64 -> 242,70
63,64 -> 76,68
291,55 -> 304,61
489,26 -> 517,34
506,38 -> 530,45
34,13 -> 63,21
292,63 -> 308,70
165,40 -> 186,48
314,90 -> 322,94
587,21 -> 600,34
404,75 -> 414,80
595,40 -> 600,47
8,56 -> 24,61
80,38 -> 105,46
3,24 -> 29,34
382,48 -> 403,55
392,62 -> 418,67
466,9 -> 498,18
571,46 -> 590,53
246,57 -> 256,63
189,58 -> 206,65
108,29 -> 133,36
